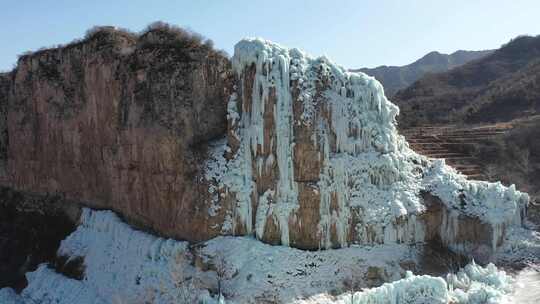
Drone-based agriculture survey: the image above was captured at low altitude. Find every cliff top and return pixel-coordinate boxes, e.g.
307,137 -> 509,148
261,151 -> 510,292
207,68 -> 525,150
13,22 -> 227,70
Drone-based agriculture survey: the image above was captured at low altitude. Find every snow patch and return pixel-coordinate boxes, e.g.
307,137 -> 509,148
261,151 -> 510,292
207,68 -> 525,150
200,236 -> 415,303
0,288 -> 23,304
0,209 -> 417,304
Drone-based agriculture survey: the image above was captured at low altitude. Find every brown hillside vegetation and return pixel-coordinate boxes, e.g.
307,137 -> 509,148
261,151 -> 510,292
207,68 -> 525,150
354,49 -> 492,97
403,116 -> 540,202
469,117 -> 540,202
394,35 -> 540,127
395,35 -> 540,211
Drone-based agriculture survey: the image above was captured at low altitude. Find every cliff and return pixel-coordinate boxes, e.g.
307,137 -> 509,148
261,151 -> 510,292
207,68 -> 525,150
0,25 -> 233,242
204,39 -> 528,252
0,32 -> 529,253
0,73 -> 9,170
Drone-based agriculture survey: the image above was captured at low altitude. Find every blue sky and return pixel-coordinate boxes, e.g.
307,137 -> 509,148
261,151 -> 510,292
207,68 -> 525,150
1,0 -> 540,71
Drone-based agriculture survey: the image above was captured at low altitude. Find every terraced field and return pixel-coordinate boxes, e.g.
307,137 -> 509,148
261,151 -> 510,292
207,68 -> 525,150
402,124 -> 512,180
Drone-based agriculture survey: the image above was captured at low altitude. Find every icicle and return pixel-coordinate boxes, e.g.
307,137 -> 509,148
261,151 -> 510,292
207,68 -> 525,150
224,38 -> 528,253
255,190 -> 274,239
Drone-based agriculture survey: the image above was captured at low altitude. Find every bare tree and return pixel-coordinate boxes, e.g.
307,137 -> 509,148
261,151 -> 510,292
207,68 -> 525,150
213,252 -> 228,302
342,268 -> 362,304
171,252 -> 198,303
484,164 -> 499,182
516,148 -> 531,179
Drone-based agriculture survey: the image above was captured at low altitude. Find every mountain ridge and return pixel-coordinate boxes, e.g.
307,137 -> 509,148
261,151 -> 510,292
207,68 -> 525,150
394,35 -> 540,127
352,49 -> 493,96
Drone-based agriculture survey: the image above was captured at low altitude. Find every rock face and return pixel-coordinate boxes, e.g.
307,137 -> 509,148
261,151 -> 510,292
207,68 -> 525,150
0,73 -> 9,170
0,32 -> 529,253
0,187 -> 80,290
204,39 -> 529,251
0,27 -> 233,242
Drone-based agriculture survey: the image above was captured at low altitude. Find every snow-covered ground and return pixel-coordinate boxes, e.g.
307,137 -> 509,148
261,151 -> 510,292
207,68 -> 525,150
511,267 -> 540,303
0,209 -> 414,303
199,236 -> 414,303
1,208 -> 539,303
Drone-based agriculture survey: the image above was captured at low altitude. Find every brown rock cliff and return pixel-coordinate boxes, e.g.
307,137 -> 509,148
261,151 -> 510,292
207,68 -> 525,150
0,26 -> 233,242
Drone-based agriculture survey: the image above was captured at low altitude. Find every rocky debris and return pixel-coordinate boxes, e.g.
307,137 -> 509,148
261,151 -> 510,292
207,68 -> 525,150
54,255 -> 85,281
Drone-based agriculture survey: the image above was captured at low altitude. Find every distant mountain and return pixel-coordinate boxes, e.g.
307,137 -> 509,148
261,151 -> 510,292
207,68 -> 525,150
353,50 -> 493,96
394,35 -> 540,127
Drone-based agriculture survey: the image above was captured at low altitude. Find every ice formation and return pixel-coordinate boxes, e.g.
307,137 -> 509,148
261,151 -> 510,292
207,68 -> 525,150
297,261 -> 513,304
447,261 -> 513,303
0,208 -> 209,304
493,225 -> 540,266
0,209 -> 415,304
199,236 -> 413,303
204,38 -> 529,252
1,208 -> 533,304
424,160 -> 528,252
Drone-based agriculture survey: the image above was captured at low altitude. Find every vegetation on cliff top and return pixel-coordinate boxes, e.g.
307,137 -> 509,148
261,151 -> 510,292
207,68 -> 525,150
15,21 -> 226,67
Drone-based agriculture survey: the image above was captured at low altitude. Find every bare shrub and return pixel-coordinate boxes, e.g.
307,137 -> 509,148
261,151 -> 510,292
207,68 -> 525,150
170,252 -> 198,304
85,25 -> 116,39
342,268 -> 362,304
84,25 -> 136,41
213,251 -> 228,302
484,164 -> 499,181
140,21 -> 215,51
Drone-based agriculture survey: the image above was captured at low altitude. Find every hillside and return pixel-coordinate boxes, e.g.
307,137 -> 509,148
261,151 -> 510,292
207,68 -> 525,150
472,117 -> 540,199
353,49 -> 492,96
394,35 -> 540,127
